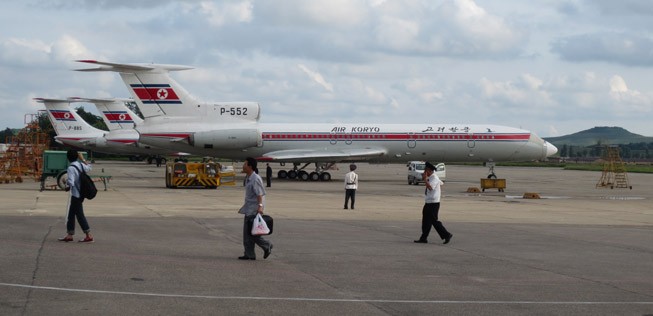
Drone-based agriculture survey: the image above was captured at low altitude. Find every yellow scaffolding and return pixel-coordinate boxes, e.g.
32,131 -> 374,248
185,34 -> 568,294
596,145 -> 632,189
0,113 -> 50,184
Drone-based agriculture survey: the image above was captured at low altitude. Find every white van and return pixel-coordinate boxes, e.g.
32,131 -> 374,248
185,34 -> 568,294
407,161 -> 446,185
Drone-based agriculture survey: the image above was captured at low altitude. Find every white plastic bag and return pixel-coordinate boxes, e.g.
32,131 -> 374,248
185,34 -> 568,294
251,214 -> 270,236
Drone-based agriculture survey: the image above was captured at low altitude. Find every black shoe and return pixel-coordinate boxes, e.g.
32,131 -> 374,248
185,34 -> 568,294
264,244 -> 273,259
238,256 -> 255,260
344,207 -> 348,209
443,234 -> 453,244
413,239 -> 427,243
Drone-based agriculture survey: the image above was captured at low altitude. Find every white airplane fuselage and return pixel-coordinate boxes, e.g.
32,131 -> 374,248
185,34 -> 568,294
136,121 -> 554,163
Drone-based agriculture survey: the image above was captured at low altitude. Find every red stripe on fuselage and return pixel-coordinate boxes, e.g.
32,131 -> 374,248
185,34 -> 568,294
260,133 -> 530,141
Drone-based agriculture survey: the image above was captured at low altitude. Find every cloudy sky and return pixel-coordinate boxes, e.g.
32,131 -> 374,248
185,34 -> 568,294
1,0 -> 652,137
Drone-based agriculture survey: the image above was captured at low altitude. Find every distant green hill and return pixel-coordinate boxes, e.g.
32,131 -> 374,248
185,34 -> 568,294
544,126 -> 653,147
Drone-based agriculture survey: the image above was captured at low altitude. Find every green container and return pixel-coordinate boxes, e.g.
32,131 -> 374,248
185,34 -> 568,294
42,150 -> 88,175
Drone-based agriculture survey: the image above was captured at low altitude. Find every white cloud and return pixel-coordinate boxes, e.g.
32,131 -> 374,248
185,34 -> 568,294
0,38 -> 50,65
255,0 -> 368,29
297,64 -> 334,92
194,0 -> 253,27
51,35 -> 92,62
374,16 -> 420,51
608,75 -> 651,112
609,75 -> 628,93
433,0 -> 525,56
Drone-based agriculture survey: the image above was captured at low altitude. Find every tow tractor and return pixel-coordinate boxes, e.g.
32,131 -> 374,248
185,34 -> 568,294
165,161 -> 235,188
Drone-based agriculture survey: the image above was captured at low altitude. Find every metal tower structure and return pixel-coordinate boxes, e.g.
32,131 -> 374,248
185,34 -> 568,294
596,145 -> 632,189
0,113 -> 50,184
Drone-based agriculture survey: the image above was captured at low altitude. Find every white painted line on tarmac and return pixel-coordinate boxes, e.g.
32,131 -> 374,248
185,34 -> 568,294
2,282 -> 653,305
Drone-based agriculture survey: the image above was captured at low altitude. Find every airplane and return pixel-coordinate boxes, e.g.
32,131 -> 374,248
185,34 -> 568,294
36,98 -> 187,159
68,97 -> 190,162
75,60 -> 558,181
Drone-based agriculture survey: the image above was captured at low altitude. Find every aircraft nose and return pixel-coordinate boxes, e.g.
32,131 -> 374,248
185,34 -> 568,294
545,141 -> 558,157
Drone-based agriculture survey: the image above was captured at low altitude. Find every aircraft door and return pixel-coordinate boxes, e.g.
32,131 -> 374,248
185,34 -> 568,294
467,133 -> 476,148
407,133 -> 416,148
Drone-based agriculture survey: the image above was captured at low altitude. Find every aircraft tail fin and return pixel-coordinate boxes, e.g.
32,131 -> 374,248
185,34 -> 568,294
75,60 -> 198,118
69,97 -> 143,131
35,98 -> 105,141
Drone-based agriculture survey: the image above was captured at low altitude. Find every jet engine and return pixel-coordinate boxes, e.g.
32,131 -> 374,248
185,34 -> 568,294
189,128 -> 262,149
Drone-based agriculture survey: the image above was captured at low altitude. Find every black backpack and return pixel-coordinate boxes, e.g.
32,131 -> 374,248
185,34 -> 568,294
72,164 -> 98,200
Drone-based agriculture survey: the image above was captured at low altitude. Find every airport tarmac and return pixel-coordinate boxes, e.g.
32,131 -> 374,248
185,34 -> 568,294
1,161 -> 652,315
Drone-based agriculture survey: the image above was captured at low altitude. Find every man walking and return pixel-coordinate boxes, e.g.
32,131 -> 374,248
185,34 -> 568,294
238,157 -> 273,260
266,163 -> 272,187
414,162 -> 452,244
344,164 -> 358,210
58,150 -> 94,243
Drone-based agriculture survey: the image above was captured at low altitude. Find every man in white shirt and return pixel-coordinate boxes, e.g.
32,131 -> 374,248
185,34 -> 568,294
344,164 -> 358,210
414,162 -> 452,244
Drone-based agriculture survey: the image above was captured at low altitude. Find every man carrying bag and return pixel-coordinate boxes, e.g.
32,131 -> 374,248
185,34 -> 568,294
238,157 -> 273,260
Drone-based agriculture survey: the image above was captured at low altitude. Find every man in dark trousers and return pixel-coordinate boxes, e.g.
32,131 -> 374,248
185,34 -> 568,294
266,163 -> 272,187
414,162 -> 452,244
238,157 -> 273,260
58,150 -> 94,243
344,164 -> 358,209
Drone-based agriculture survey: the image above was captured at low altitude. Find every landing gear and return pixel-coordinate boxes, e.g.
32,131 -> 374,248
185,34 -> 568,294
485,161 -> 497,179
276,162 -> 334,181
319,172 -> 331,181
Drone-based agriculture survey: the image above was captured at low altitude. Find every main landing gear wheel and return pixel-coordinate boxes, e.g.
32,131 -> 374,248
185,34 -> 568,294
319,172 -> 331,181
277,170 -> 288,179
287,170 -> 298,179
298,171 -> 309,181
309,172 -> 320,181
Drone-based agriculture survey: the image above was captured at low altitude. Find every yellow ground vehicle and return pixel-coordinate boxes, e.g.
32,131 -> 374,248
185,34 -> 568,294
165,162 -> 220,188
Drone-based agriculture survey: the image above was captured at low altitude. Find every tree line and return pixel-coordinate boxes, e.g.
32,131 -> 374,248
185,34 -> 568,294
558,143 -> 653,160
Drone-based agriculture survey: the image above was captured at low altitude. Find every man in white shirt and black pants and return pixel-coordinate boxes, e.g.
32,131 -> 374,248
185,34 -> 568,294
414,161 -> 452,244
344,164 -> 358,210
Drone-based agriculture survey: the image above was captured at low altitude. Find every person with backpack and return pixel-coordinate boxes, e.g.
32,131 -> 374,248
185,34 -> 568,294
58,149 -> 94,243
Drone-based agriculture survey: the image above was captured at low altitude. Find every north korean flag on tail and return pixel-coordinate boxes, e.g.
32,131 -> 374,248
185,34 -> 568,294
49,110 -> 76,121
103,111 -> 133,123
130,84 -> 182,104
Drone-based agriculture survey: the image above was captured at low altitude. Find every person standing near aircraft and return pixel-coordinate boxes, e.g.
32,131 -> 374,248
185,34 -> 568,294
238,157 -> 273,260
414,162 -> 452,244
58,150 -> 94,243
266,163 -> 272,187
344,164 -> 358,210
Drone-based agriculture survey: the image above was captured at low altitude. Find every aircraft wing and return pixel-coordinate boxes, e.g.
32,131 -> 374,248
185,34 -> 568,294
259,147 -> 387,162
